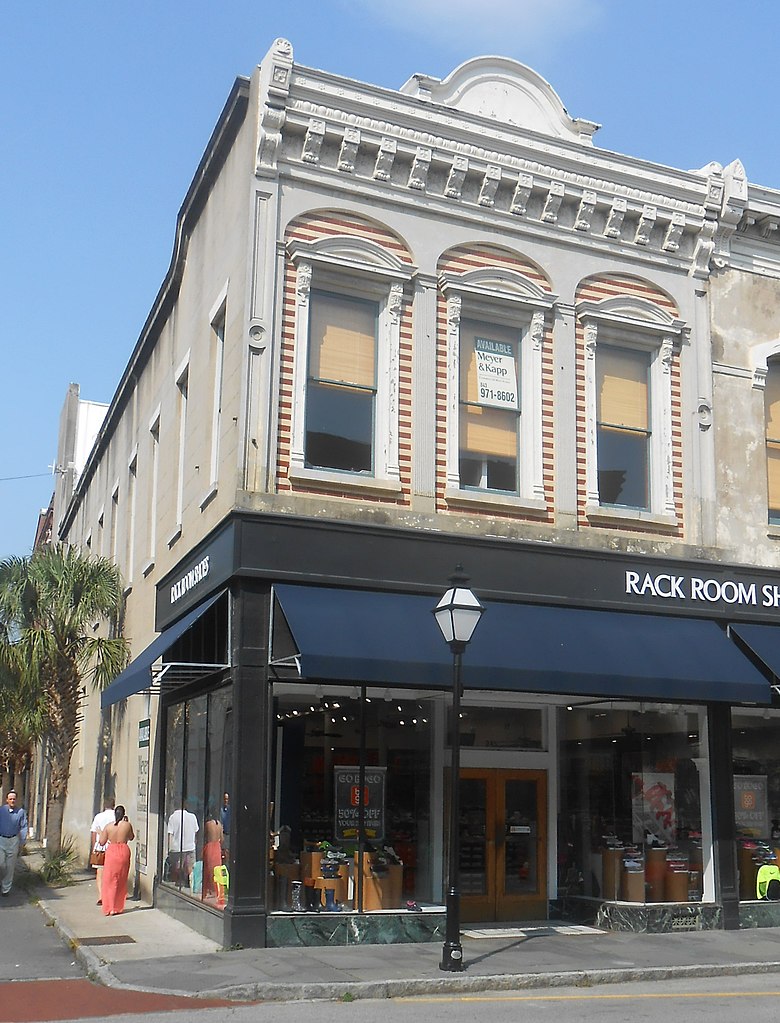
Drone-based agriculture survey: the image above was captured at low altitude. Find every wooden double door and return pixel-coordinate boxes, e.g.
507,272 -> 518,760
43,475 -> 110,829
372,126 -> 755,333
457,768 -> 547,922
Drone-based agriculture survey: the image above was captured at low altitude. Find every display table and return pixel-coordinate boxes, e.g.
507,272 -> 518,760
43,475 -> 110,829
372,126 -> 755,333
645,847 -> 667,902
601,847 -> 623,900
354,852 -> 403,910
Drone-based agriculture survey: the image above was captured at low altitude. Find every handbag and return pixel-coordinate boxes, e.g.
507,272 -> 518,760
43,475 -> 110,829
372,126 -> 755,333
91,850 -> 106,867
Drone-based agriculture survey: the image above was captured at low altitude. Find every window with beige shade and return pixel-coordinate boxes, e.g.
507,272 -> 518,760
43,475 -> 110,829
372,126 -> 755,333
459,319 -> 521,493
305,291 -> 378,473
765,358 -> 780,525
596,345 -> 651,509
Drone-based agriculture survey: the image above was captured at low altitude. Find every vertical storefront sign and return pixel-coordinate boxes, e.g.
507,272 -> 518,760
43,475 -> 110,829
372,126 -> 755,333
474,337 -> 518,410
734,775 -> 769,838
631,772 -> 676,844
334,766 -> 386,843
137,719 -> 150,872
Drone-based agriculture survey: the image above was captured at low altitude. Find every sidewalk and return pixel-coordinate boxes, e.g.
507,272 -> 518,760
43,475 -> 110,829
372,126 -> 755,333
22,851 -> 780,1003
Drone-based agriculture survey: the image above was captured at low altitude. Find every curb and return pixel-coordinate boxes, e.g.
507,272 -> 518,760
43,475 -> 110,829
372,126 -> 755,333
178,959 -> 780,1003
30,893 -> 780,1006
37,898 -> 117,988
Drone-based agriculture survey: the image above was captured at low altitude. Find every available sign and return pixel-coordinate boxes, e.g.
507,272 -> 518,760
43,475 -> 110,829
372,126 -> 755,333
333,766 -> 386,843
474,337 -> 518,410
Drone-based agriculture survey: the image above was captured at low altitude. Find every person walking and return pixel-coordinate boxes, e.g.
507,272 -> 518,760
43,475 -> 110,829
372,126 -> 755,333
89,797 -> 116,906
0,790 -> 29,897
98,805 -> 134,916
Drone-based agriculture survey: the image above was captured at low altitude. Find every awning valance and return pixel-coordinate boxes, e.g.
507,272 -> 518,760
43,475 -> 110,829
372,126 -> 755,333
273,584 -> 771,705
101,591 -> 226,708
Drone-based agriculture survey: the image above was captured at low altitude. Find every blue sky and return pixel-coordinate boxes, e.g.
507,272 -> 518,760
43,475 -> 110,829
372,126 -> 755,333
3,0 -> 779,559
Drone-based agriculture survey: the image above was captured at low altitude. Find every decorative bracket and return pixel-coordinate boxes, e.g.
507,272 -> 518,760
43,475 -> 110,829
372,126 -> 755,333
635,206 -> 657,246
338,128 -> 360,173
510,174 -> 533,216
541,180 -> 565,223
478,166 -> 501,208
445,156 -> 468,199
408,147 -> 432,191
373,138 -> 397,181
574,191 -> 597,232
301,120 -> 325,164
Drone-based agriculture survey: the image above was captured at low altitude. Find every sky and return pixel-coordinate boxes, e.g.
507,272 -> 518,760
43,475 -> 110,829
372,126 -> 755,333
3,0 -> 780,559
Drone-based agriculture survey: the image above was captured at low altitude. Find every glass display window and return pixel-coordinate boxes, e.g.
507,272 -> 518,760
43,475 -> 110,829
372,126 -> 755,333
558,702 -> 708,905
731,707 -> 780,900
271,685 -> 436,913
161,683 -> 233,910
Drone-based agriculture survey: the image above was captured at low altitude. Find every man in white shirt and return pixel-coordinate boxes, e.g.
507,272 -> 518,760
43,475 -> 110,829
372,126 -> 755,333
167,802 -> 199,886
89,797 -> 116,905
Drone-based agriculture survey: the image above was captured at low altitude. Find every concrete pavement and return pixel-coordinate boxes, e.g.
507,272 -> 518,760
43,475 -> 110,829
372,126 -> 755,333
17,849 -> 780,1003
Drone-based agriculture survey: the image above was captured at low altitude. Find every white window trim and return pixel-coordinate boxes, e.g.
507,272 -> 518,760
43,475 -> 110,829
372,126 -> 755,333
286,235 -> 415,495
143,407 -> 161,577
207,283 -> 229,499
440,266 -> 556,513
170,354 -> 190,546
579,296 -> 686,527
126,447 -> 138,593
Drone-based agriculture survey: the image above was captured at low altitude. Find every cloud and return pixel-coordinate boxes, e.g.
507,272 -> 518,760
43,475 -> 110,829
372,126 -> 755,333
347,0 -> 604,56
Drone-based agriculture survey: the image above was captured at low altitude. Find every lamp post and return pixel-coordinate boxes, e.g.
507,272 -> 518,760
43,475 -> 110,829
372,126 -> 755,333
433,566 -> 484,973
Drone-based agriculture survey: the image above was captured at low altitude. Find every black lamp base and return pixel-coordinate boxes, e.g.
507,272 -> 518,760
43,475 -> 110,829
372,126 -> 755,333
440,941 -> 465,972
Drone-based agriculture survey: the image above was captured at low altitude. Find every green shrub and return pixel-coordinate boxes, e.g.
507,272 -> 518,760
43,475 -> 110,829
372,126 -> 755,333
38,837 -> 77,886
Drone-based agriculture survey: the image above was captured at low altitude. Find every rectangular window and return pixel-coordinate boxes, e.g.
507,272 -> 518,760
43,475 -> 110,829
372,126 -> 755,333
766,363 -> 780,524
305,291 -> 377,473
148,418 -> 160,563
126,456 -> 137,585
209,311 -> 225,488
596,346 -> 651,509
175,370 -> 189,529
110,487 -> 119,563
459,319 -> 520,493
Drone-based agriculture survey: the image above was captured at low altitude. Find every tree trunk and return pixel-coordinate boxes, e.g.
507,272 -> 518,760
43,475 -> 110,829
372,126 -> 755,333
45,793 -> 65,854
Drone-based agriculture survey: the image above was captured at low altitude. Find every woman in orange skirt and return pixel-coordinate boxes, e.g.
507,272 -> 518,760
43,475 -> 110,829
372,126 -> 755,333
201,808 -> 224,901
99,805 -> 134,916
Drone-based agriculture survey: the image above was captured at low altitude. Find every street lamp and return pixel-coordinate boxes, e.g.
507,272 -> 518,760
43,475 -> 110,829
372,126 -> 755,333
433,566 -> 484,972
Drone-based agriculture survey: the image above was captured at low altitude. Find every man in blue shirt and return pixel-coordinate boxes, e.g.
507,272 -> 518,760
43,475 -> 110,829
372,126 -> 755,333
0,790 -> 29,896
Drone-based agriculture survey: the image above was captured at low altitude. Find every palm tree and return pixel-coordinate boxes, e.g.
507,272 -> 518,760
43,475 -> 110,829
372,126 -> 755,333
0,664 -> 47,805
0,544 -> 129,852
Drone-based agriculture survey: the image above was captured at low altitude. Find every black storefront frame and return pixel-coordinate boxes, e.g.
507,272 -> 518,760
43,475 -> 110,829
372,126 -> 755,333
150,512 -> 780,946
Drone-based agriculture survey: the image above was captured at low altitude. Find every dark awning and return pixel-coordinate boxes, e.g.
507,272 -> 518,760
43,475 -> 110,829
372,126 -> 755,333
730,622 -> 780,684
273,584 -> 771,705
101,591 -> 225,708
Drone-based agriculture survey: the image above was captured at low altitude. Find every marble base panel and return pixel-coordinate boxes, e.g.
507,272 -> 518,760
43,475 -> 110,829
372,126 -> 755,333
739,900 -> 780,928
555,896 -> 722,933
266,910 -> 446,947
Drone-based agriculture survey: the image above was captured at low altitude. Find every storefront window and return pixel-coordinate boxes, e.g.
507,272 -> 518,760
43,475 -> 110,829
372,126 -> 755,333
558,703 -> 706,904
271,687 -> 433,913
161,684 -> 233,911
732,709 -> 780,901
448,704 -> 544,749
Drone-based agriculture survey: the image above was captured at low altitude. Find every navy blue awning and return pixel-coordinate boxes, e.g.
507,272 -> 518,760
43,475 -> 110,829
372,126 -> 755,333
730,622 -> 780,683
101,591 -> 225,708
273,585 -> 771,704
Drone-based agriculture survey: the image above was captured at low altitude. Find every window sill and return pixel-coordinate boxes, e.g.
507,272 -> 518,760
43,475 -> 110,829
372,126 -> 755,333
141,559 -> 155,578
123,584 -> 133,598
585,504 -> 678,531
289,466 -> 403,498
200,483 -> 218,511
767,525 -> 780,541
444,487 -> 548,516
167,525 -> 183,549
